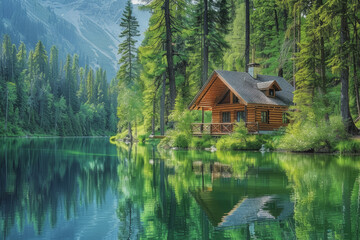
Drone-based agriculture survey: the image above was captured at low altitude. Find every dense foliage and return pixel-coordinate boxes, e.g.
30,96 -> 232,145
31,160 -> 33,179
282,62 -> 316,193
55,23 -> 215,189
0,36 -> 118,136
114,0 -> 360,144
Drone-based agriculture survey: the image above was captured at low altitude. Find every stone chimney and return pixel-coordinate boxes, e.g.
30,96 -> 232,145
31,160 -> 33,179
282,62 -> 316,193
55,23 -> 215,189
248,47 -> 260,79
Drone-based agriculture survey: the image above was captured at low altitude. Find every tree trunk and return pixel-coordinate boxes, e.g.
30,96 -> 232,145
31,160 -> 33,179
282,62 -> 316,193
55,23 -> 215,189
5,86 -> 8,131
245,0 -> 250,73
340,0 -> 357,134
353,21 -> 360,117
152,97 -> 155,135
293,8 -> 297,90
274,9 -> 279,33
160,72 -> 166,136
318,0 -> 329,122
128,122 -> 133,142
283,8 -> 288,31
353,48 -> 360,117
203,0 -> 209,84
164,0 -> 176,110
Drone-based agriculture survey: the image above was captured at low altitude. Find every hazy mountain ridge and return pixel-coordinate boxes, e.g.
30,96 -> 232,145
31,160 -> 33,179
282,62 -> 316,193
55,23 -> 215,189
0,0 -> 150,79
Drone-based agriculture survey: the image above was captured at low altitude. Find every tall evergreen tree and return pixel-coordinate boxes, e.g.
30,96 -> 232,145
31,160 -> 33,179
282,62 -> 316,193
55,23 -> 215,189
32,41 -> 48,78
339,0 -> 357,133
117,0 -> 141,139
245,0 -> 250,72
49,46 -> 59,95
117,0 -> 140,87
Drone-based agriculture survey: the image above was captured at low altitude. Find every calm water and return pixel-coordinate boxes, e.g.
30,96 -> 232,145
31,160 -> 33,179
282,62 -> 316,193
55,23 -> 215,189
1,138 -> 360,239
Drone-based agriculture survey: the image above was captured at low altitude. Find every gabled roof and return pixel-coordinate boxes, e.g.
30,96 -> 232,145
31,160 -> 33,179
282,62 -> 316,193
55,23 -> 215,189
256,80 -> 282,91
189,70 -> 294,109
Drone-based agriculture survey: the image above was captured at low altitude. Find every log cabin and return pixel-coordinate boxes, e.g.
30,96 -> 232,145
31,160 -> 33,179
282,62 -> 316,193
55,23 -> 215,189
188,70 -> 294,135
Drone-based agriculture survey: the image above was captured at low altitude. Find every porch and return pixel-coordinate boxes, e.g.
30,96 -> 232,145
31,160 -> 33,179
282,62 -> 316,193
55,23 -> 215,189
191,122 -> 259,135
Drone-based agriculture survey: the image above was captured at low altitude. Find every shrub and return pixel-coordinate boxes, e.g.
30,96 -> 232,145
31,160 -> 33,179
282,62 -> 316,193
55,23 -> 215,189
191,134 -> 214,149
138,134 -> 147,143
158,135 -> 172,149
279,116 -> 347,152
173,133 -> 191,148
336,140 -> 360,154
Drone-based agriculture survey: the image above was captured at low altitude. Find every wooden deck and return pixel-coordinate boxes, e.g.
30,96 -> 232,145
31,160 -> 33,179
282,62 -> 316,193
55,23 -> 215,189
191,122 -> 259,135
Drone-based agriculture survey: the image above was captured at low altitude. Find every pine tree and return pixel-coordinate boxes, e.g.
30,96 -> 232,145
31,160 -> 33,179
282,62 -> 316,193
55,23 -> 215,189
32,41 -> 48,78
49,46 -> 59,95
77,67 -> 87,104
117,0 -> 140,87
86,68 -> 95,104
15,42 -> 27,121
117,0 -> 141,138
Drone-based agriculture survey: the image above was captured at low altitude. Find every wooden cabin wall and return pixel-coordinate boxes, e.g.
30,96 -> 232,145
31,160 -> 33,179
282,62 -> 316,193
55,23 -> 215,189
251,104 -> 288,131
211,103 -> 289,131
211,104 -> 246,123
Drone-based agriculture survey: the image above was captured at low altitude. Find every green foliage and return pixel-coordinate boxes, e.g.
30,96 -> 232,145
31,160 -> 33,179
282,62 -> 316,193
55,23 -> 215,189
215,122 -> 267,151
172,132 -> 192,148
190,134 -> 214,149
0,35 -> 117,136
216,134 -> 264,151
280,116 -> 348,152
232,121 -> 248,141
336,140 -> 360,154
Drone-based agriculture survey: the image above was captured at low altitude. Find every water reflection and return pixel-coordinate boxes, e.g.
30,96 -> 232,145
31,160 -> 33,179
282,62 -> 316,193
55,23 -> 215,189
0,138 -> 119,239
191,161 -> 293,228
1,139 -> 360,239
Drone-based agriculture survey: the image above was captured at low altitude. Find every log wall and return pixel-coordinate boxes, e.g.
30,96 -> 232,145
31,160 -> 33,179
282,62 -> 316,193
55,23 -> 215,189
211,103 -> 289,131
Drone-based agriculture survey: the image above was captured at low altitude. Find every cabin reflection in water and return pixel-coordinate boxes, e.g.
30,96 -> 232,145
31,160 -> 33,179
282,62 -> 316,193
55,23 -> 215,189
191,161 -> 294,228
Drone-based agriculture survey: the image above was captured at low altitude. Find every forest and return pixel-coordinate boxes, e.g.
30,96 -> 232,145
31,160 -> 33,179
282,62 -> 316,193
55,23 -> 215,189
0,36 -> 118,136
115,0 -> 360,151
1,0 -> 360,146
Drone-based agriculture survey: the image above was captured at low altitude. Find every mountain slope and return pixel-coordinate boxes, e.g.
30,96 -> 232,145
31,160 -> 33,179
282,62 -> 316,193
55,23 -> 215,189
0,0 -> 150,79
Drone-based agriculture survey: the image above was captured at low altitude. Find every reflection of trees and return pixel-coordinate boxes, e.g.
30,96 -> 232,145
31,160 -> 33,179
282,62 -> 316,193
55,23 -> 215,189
115,145 -> 294,239
115,145 -> 360,239
0,138 -> 119,239
278,154 -> 360,240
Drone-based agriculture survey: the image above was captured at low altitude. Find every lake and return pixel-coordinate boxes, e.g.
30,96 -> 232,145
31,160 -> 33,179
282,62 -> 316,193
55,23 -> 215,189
1,137 -> 360,239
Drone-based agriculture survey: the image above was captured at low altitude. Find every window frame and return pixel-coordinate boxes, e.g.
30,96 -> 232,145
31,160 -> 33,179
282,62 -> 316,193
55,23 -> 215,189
222,112 -> 231,123
261,111 -> 269,123
236,111 -> 246,122
268,89 -> 275,97
282,112 -> 289,124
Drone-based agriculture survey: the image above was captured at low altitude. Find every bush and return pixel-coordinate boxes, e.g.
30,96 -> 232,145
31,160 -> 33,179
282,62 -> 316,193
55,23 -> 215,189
158,136 -> 172,149
173,133 -> 191,148
138,134 -> 147,143
215,121 -> 267,151
279,116 -> 348,152
190,134 -> 214,149
336,140 -> 360,154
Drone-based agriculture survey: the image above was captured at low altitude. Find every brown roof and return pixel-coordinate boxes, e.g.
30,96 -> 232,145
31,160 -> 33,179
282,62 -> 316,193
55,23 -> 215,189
189,70 -> 294,109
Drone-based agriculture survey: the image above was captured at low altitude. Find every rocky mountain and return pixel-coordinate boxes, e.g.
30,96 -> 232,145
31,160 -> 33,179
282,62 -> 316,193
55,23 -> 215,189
0,0 -> 150,79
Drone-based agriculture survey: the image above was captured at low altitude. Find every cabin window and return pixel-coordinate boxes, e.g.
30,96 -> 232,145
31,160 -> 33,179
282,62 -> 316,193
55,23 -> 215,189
219,91 -> 230,104
233,94 -> 239,103
269,89 -> 275,97
222,112 -> 231,123
282,112 -> 289,124
261,111 -> 269,123
237,111 -> 246,122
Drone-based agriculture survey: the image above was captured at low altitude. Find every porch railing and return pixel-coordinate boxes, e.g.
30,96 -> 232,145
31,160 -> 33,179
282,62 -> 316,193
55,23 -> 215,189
191,122 -> 259,135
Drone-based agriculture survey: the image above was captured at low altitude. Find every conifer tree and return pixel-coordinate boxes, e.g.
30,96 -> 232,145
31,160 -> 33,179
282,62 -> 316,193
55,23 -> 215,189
33,41 -> 48,78
117,0 -> 141,139
49,46 -> 59,95
86,68 -> 95,104
15,42 -> 27,120
117,0 -> 140,87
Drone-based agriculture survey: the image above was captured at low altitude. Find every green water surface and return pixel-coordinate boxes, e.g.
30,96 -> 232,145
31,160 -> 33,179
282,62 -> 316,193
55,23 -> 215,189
1,137 -> 360,239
